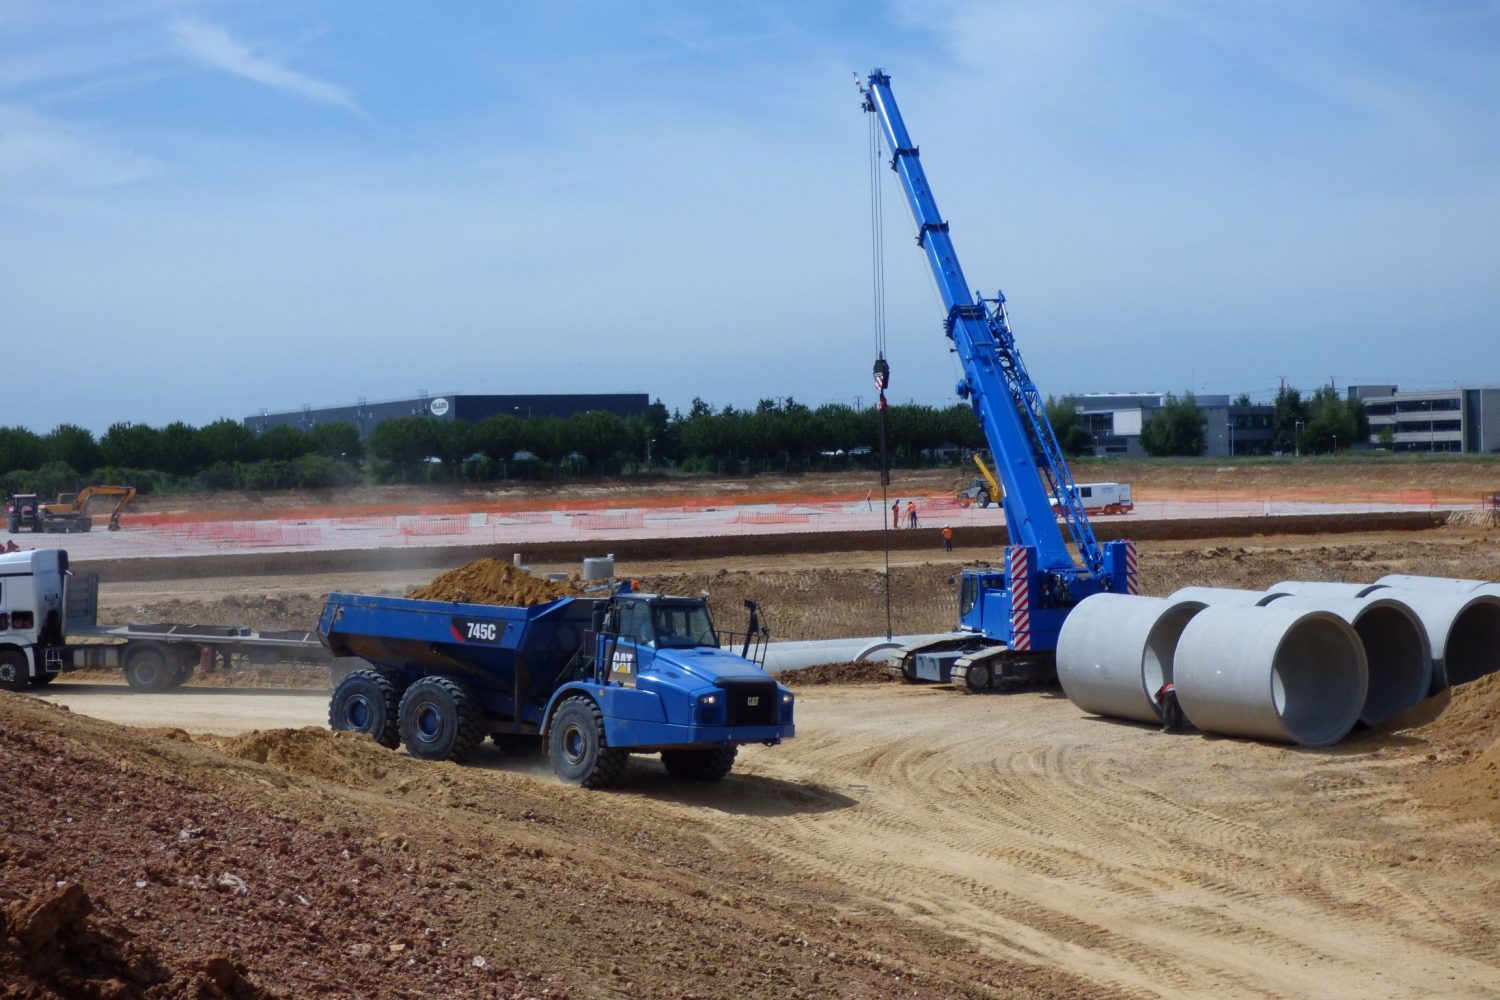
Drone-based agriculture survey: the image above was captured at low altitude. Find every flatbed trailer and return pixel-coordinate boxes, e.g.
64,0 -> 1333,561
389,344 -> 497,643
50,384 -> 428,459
60,571 -> 334,691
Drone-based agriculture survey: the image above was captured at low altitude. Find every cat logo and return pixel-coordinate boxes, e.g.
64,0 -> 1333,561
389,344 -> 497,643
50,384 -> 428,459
746,696 -> 760,707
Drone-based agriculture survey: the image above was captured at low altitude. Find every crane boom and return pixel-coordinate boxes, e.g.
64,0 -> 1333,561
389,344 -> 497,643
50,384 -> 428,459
861,69 -> 1102,579
859,69 -> 1136,688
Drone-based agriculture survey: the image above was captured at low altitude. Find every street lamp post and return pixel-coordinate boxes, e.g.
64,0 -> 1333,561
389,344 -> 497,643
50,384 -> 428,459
1332,433 -> 1337,454
1294,420 -> 1303,458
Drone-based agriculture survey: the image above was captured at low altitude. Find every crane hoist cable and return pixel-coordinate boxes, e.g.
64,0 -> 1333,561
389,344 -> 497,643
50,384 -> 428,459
867,94 -> 894,641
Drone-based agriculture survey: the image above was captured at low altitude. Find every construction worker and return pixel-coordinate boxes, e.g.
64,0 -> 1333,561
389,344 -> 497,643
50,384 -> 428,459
907,500 -> 918,529
891,499 -> 901,530
1155,681 -> 1184,732
942,525 -> 953,552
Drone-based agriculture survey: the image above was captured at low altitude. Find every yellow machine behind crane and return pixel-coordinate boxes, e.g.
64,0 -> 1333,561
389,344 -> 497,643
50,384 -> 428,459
39,485 -> 136,533
956,452 -> 1002,509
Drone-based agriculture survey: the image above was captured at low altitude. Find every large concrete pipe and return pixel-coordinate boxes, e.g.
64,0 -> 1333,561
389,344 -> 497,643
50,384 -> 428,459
1174,606 -> 1367,747
1269,580 -> 1389,599
1375,574 -> 1500,599
1057,594 -> 1206,724
1260,595 -> 1430,726
1388,591 -> 1500,691
1168,586 -> 1289,607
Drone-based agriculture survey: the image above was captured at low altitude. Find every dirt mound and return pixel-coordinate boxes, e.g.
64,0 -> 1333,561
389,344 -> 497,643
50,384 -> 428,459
212,727 -> 394,786
408,558 -> 587,605
1409,673 -> 1500,824
780,660 -> 895,686
0,881 -> 271,1000
1446,508 -> 1500,529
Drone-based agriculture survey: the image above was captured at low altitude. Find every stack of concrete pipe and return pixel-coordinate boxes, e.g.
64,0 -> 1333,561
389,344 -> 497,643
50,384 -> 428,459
1056,574 -> 1500,748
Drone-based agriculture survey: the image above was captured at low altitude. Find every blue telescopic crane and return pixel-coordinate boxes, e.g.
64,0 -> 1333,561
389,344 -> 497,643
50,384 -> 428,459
859,69 -> 1137,692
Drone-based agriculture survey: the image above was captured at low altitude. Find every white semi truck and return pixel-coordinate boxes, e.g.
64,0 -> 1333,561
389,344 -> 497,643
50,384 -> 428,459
0,548 -> 329,692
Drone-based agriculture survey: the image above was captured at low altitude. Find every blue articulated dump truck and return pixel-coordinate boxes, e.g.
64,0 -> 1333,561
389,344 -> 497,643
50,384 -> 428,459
318,587 -> 795,788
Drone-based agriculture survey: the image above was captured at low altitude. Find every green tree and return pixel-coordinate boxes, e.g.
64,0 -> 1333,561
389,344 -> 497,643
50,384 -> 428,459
100,422 -> 163,469
1140,392 -> 1206,456
308,422 -> 364,462
257,425 -> 311,462
1271,386 -> 1310,454
472,414 -> 525,464
158,421 -> 207,476
1045,397 -> 1092,457
0,426 -> 46,473
198,419 -> 261,465
369,416 -> 440,479
568,411 -> 630,468
1232,392 -> 1252,407
42,425 -> 103,474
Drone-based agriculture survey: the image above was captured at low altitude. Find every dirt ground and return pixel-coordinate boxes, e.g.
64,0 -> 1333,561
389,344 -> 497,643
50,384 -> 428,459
11,465 -> 1500,997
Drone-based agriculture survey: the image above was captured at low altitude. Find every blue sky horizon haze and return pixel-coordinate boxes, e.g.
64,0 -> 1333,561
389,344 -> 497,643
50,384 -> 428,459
2,1 -> 1496,434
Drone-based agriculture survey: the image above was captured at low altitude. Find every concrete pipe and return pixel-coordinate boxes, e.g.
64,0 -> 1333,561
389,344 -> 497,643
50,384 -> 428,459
1168,586 -> 1289,608
1268,581 -> 1389,600
1174,606 -> 1367,747
1262,596 -> 1430,727
1389,591 -> 1500,691
1057,594 -> 1206,724
1375,574 -> 1500,600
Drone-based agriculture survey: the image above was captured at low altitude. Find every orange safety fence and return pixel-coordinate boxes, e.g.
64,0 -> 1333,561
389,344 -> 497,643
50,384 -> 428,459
571,512 -> 645,531
731,512 -> 812,525
398,517 -> 470,537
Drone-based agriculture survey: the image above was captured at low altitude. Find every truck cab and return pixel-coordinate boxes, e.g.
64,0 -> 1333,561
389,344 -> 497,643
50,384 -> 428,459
0,548 -> 69,690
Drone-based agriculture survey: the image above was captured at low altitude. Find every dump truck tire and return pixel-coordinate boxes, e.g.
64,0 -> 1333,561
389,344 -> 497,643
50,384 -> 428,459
398,676 -> 485,763
0,651 -> 30,692
661,747 -> 737,782
123,648 -> 176,692
548,696 -> 627,789
329,669 -> 401,749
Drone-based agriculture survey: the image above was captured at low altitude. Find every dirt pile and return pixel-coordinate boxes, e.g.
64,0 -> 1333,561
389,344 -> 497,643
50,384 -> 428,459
1409,673 -> 1500,824
408,558 -> 588,605
211,728 -> 395,785
1446,508 -> 1500,529
0,692 -> 1068,999
780,661 -> 895,686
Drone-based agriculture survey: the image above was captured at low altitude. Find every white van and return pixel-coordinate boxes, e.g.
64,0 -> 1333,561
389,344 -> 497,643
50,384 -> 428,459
1052,482 -> 1133,516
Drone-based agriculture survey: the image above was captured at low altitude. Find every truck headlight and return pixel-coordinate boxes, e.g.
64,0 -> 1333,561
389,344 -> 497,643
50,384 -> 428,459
699,693 -> 718,705
781,692 -> 793,703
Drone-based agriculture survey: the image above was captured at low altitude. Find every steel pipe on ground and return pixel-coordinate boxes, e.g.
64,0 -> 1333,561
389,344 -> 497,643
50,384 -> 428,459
1057,594 -> 1206,724
1260,595 -> 1430,726
1174,606 -> 1367,747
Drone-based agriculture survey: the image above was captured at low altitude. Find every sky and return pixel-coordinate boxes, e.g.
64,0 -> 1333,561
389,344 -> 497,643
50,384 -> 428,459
2,0 -> 1497,434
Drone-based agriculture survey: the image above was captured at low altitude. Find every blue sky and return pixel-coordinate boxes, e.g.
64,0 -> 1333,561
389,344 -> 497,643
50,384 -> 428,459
2,0 -> 1496,434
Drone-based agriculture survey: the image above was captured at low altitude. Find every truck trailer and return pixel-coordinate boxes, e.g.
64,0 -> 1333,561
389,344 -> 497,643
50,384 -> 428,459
0,548 -> 335,692
319,588 -> 796,788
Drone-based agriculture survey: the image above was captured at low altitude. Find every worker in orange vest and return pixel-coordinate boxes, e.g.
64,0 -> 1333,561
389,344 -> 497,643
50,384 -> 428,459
941,525 -> 953,551
906,500 -> 918,528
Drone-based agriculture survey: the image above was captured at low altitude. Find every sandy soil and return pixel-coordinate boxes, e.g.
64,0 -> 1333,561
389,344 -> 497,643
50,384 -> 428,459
12,464 -> 1500,998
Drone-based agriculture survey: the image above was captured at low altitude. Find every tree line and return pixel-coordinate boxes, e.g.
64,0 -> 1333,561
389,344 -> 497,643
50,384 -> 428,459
0,399 -> 988,495
0,387 -> 1376,497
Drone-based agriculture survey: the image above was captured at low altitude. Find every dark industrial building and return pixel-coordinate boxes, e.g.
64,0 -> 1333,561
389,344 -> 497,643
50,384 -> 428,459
245,393 -> 651,439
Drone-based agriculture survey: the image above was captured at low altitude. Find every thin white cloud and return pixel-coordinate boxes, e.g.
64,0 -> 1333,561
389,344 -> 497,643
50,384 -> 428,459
0,104 -> 160,196
169,19 -> 354,109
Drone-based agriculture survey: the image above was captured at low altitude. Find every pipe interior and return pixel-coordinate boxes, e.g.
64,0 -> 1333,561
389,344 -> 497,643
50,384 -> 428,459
1271,617 -> 1364,746
1443,601 -> 1500,686
1143,605 -> 1201,698
1352,607 -> 1427,724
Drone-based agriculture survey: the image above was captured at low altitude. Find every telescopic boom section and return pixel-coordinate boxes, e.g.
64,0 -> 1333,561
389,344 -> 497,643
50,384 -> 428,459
860,69 -> 1104,578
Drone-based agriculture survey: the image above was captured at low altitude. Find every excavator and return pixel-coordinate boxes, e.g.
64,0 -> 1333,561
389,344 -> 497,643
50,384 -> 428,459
23,485 -> 136,533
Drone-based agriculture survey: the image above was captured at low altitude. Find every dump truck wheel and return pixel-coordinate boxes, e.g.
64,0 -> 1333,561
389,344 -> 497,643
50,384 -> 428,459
0,651 -> 30,692
329,669 -> 401,749
397,676 -> 485,763
123,648 -> 176,692
661,747 -> 737,782
548,696 -> 626,789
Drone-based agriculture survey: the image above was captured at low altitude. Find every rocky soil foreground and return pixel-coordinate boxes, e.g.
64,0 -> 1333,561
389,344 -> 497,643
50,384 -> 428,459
0,695 -> 1094,1000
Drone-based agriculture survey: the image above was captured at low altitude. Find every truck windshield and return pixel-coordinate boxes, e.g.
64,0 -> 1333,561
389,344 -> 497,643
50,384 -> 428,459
650,602 -> 718,649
